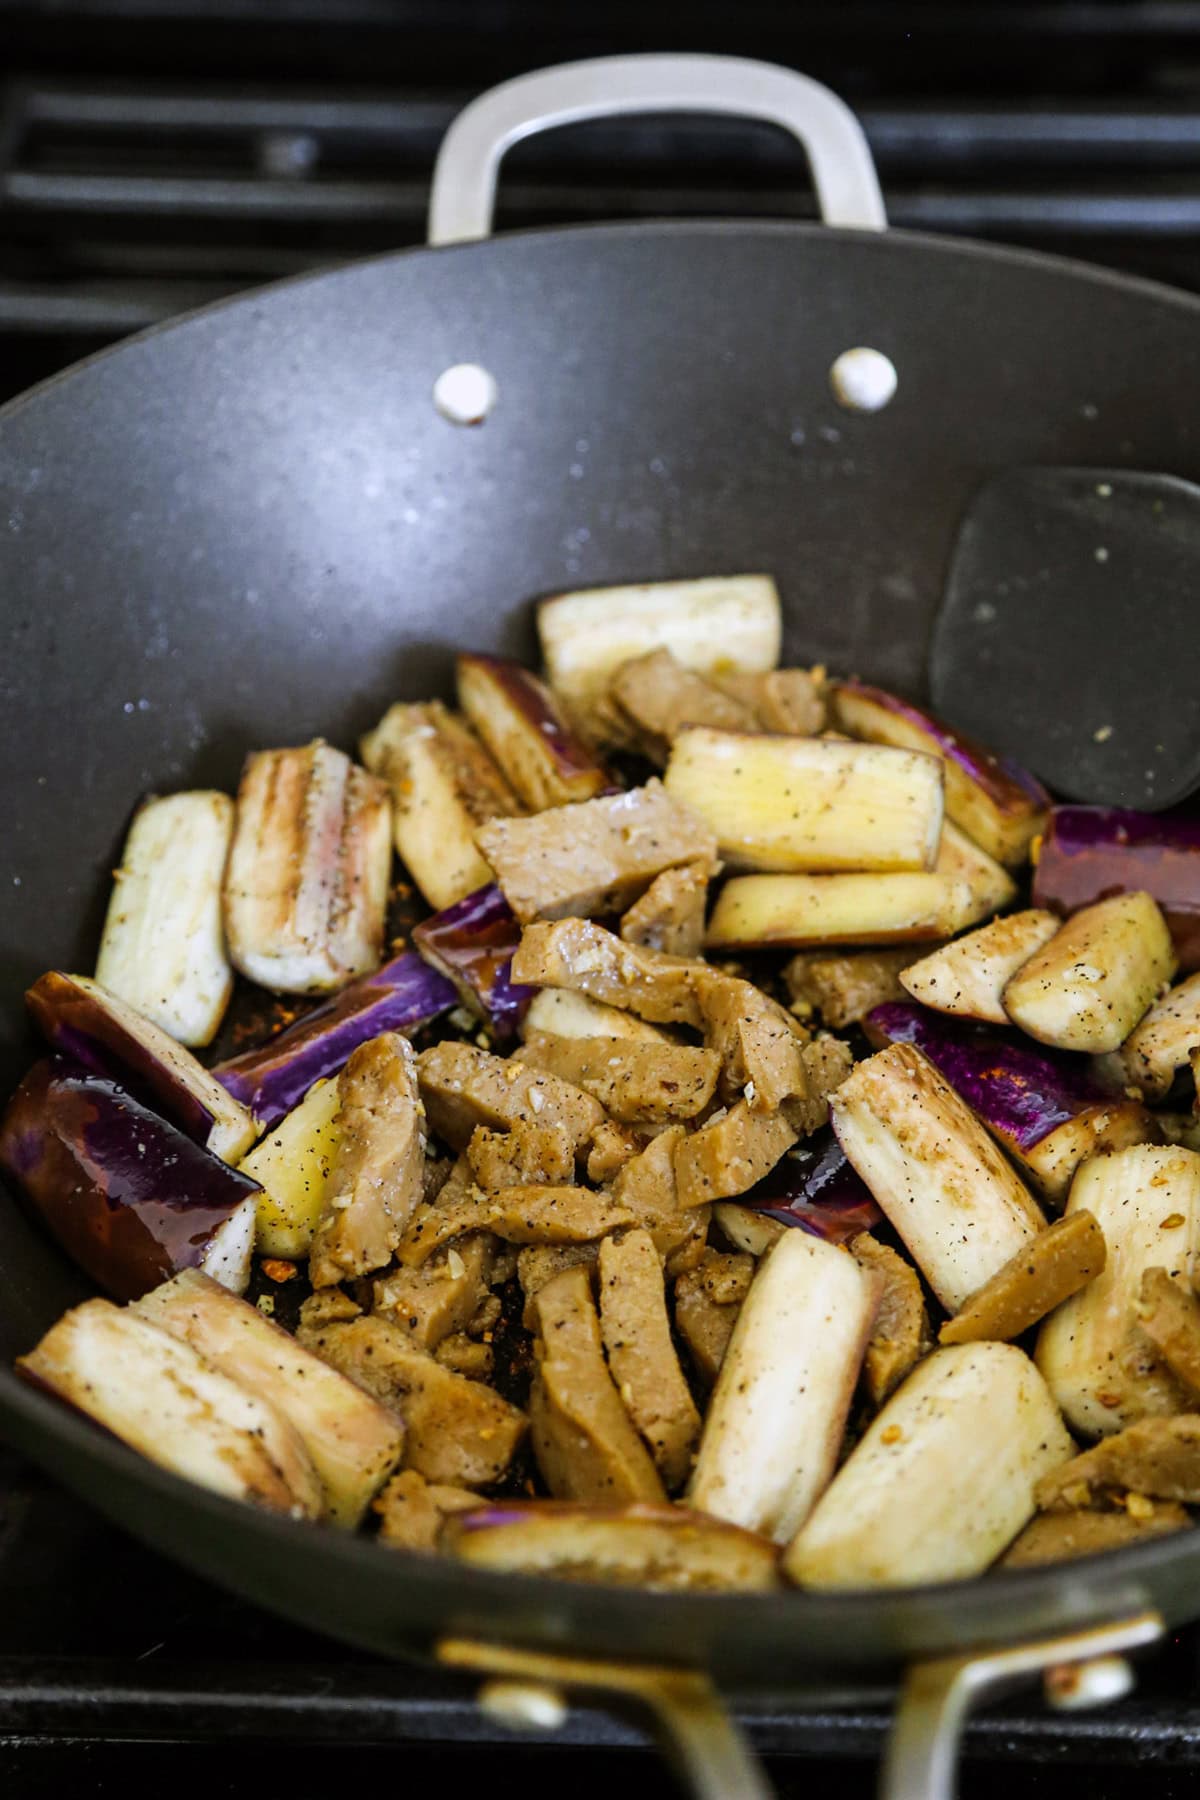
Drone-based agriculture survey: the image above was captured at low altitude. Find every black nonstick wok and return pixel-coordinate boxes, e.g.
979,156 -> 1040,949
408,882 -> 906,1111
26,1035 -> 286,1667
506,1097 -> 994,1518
0,54 -> 1194,1798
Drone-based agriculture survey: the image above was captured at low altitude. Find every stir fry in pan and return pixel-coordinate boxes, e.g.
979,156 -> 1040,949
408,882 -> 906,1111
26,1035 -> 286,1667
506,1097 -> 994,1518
6,573 -> 1200,1593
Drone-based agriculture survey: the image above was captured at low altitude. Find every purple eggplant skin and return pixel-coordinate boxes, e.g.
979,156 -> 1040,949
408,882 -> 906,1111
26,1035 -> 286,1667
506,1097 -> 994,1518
1034,806 -> 1200,971
739,1125 -> 883,1243
214,950 -> 455,1129
0,1057 -> 262,1302
411,883 -> 535,1038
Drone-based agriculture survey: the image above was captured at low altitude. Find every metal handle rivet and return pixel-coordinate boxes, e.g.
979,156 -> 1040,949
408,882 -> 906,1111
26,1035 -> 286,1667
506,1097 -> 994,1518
830,346 -> 897,412
433,363 -> 498,424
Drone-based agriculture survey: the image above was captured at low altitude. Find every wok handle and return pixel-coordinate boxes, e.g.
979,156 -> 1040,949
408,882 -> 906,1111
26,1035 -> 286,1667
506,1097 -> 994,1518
427,53 -> 886,245
438,1636 -> 774,1800
881,1610 -> 1164,1800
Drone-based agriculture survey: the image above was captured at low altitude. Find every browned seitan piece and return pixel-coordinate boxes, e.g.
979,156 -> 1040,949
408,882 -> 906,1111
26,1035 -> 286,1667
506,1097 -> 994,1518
396,1184 -> 635,1267
674,1101 -> 798,1208
371,1234 -> 496,1350
1036,1414 -> 1200,1510
619,861 -> 711,959
783,948 -> 926,1029
610,649 -> 759,763
1002,1500 -> 1191,1567
295,1313 -> 527,1487
1136,1266 -> 1200,1397
713,667 -> 827,736
519,1243 -> 601,1326
298,1288 -> 362,1332
597,1229 -> 701,1490
782,1035 -> 856,1136
527,1265 -> 667,1504
694,970 -> 812,1112
510,918 -> 706,1028
308,1032 -> 426,1289
476,779 -> 718,924
417,1040 -> 605,1151
587,1120 -> 644,1183
373,1468 -> 482,1551
465,1121 -> 575,1191
674,1250 -> 755,1385
435,1333 -> 494,1380
940,1210 -> 1107,1347
851,1234 -> 931,1404
610,1125 -> 708,1276
517,1031 -> 720,1124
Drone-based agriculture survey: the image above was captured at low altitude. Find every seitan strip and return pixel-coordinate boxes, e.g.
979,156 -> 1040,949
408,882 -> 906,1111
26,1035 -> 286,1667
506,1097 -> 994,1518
587,1120 -> 644,1183
610,1125 -> 709,1276
619,861 -> 711,959
511,918 -> 705,1028
519,1243 -> 600,1326
598,1229 -> 701,1490
1036,1414 -> 1200,1510
466,1120 -> 575,1191
940,1211 -> 1107,1347
435,1334 -> 494,1380
517,1031 -> 720,1124
783,948 -> 925,1029
528,1265 -> 666,1504
1136,1266 -> 1200,1398
674,1101 -> 798,1208
611,649 -> 759,763
373,1469 -> 482,1552
782,1034 -> 856,1137
674,1250 -> 754,1385
371,1234 -> 496,1350
713,667 -> 826,736
395,1185 -> 635,1267
694,969 -> 812,1112
476,778 -> 718,924
309,1033 -> 426,1289
852,1233 -> 931,1404
416,1040 -> 604,1152
296,1313 -> 526,1487
1002,1501 -> 1191,1568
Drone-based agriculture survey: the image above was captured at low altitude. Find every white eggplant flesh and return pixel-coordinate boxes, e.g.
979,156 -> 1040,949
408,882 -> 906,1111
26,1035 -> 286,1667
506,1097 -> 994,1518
712,1202 -> 787,1257
931,821 -> 1019,934
18,1298 -> 324,1517
224,742 -> 392,995
785,1342 -> 1073,1588
538,575 -> 781,745
197,1194 -> 256,1294
706,872 -> 957,952
1108,971 -> 1200,1101
663,728 -> 944,873
1003,891 -> 1177,1054
830,1042 -> 1045,1312
456,652 -> 610,810
521,986 -> 670,1045
688,1230 -> 880,1543
95,790 -> 235,1046
238,1076 -> 340,1257
900,909 -> 1061,1024
135,1269 -> 404,1526
1036,1144 -> 1200,1437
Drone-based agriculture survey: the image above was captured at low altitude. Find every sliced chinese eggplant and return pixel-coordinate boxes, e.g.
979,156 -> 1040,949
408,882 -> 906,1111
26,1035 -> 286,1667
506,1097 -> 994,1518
784,1342 -> 1072,1588
26,971 -> 255,1162
1033,806 -> 1200,972
537,574 -> 781,746
663,728 -> 944,873
520,987 -> 669,1045
1036,1144 -> 1200,1437
866,1001 -> 1157,1206
0,1057 -> 260,1300
830,1042 -> 1045,1313
727,1126 -> 883,1244
1003,891 -> 1176,1053
1105,971 -> 1200,1101
900,909 -> 1061,1025
223,741 -> 392,994
456,652 -> 610,809
833,681 -> 1050,866
689,1228 -> 880,1542
360,700 -> 520,911
94,790 -> 235,1045
411,882 -> 533,1037
213,950 -> 455,1131
706,871 -> 955,952
237,1076 -> 340,1258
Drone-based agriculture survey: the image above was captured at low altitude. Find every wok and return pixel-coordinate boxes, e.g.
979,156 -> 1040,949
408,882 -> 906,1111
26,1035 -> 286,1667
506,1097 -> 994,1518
0,53 -> 1191,1797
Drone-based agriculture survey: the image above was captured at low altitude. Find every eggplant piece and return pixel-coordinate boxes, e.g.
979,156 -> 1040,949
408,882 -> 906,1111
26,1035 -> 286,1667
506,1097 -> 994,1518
476,779 -> 717,925
1033,805 -> 1200,972
712,667 -> 827,736
689,1229 -> 881,1543
610,648 -> 760,763
520,987 -> 669,1045
619,860 -> 710,959
1104,971 -> 1200,1101
236,1076 -> 339,1258
360,699 -> 521,911
213,950 -> 455,1132
706,872 -> 961,952
411,883 -> 533,1037
833,681 -> 1050,867
537,574 -> 781,747
135,1269 -> 403,1526
830,1043 -> 1045,1313
866,1001 -> 1157,1206
784,1342 -> 1073,1589
783,947 -> 927,1029
26,971 -> 256,1163
1003,891 -> 1176,1054
934,819 -> 1018,927
729,1127 -> 884,1245
511,918 -> 704,1028
19,1298 -> 324,1516
900,910 -> 1062,1025
939,1209 -> 1107,1347
223,742 -> 392,994
517,1031 -> 720,1124
663,728 -> 944,873
446,1501 -> 780,1592
456,652 -> 610,810
94,790 -> 235,1046
1036,1145 -> 1200,1437
416,1040 -> 605,1152
597,1230 -> 701,1491
0,1058 -> 260,1300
